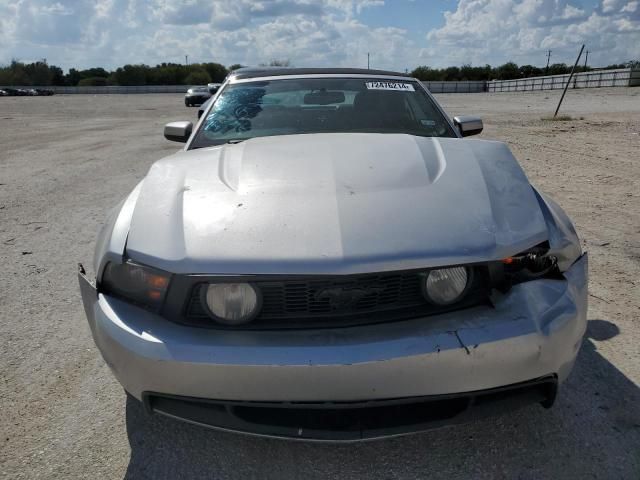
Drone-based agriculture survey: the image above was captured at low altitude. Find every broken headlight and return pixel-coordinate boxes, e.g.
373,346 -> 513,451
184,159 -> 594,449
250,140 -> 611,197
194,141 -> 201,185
502,252 -> 559,282
100,261 -> 171,311
495,243 -> 562,289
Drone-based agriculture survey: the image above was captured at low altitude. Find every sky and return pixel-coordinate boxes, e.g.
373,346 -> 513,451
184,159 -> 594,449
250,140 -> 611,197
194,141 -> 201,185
0,0 -> 638,72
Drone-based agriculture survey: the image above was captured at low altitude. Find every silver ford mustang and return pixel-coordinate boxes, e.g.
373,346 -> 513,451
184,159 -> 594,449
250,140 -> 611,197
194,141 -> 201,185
79,68 -> 588,441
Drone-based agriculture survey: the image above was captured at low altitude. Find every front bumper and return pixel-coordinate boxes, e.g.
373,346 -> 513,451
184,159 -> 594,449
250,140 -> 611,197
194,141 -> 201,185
79,254 -> 587,439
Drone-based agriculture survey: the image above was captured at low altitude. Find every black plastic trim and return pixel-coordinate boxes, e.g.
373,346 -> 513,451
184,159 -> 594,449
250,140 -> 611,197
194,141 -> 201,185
164,265 -> 493,330
142,376 -> 558,442
229,67 -> 411,80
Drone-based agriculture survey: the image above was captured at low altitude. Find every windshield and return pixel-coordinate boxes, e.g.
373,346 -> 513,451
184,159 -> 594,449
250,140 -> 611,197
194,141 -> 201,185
190,77 -> 456,148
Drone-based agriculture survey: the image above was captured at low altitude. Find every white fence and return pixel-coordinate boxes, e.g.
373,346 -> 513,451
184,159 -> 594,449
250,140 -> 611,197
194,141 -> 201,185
487,68 -> 639,92
422,81 -> 486,93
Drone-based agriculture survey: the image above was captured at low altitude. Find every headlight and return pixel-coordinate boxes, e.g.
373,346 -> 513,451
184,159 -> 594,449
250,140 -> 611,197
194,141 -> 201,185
187,88 -> 193,94
423,267 -> 469,305
202,283 -> 261,325
100,261 -> 170,311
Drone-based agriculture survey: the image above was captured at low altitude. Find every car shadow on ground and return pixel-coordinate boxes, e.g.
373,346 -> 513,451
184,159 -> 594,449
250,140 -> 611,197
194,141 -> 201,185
123,319 -> 640,479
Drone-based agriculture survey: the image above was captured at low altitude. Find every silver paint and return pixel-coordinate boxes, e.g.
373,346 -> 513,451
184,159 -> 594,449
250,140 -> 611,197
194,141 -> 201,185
79,254 -> 587,401
453,115 -> 484,136
163,121 -> 193,143
81,71 -> 589,423
125,134 -> 549,274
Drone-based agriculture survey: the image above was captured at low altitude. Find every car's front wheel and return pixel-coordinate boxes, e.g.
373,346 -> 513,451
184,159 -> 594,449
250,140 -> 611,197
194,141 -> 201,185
185,99 -> 191,107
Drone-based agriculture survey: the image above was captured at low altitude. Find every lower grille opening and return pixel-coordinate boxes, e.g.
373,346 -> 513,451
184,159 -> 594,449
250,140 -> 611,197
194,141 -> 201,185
232,398 -> 469,432
143,376 -> 557,441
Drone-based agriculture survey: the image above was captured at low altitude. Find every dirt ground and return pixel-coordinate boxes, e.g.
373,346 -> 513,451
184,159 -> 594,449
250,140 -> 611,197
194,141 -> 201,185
1,88 -> 639,479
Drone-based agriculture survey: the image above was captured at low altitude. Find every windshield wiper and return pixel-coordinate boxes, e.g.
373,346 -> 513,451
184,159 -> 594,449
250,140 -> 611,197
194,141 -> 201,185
225,139 -> 246,144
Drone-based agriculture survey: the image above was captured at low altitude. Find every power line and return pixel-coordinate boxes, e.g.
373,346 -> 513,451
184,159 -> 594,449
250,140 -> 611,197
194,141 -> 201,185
584,50 -> 590,69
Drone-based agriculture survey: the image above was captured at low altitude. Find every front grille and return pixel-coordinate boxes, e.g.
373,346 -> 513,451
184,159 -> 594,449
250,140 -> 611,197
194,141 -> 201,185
181,269 -> 489,329
143,376 -> 557,441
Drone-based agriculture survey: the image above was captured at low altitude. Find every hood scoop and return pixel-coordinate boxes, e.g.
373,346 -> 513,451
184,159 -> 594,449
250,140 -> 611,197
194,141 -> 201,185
126,133 -> 548,274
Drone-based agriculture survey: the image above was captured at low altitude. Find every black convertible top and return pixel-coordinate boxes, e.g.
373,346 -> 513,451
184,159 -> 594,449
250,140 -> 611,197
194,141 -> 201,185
229,67 -> 412,80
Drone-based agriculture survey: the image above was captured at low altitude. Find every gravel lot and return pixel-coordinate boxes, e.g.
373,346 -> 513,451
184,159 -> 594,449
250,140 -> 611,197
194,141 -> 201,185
1,88 -> 639,479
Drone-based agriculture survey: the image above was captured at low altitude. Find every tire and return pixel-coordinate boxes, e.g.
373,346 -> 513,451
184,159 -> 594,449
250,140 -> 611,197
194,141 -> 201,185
185,99 -> 190,107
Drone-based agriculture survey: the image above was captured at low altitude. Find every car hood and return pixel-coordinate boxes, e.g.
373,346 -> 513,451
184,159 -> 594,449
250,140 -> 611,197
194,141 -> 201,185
126,133 -> 548,274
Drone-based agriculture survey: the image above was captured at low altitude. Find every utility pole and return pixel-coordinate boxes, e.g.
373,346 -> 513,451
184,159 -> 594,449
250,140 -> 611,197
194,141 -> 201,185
367,53 -> 370,69
185,55 -> 188,66
554,44 -> 585,118
545,50 -> 552,74
584,50 -> 589,70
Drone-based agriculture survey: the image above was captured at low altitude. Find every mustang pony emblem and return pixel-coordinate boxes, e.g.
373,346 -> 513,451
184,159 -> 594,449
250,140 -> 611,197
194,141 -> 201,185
315,286 -> 386,309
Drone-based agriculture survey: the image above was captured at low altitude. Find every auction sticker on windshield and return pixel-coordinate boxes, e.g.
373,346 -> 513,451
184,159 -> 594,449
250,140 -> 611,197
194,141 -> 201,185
365,82 -> 415,92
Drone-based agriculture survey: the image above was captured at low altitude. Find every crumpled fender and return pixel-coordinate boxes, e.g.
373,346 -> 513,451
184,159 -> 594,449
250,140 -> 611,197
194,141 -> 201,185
93,181 -> 144,279
532,187 -> 583,271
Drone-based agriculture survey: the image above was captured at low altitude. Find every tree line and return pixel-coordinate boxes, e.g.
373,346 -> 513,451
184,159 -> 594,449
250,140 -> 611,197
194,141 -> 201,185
410,61 -> 636,82
0,59 -> 637,86
0,60 -> 239,87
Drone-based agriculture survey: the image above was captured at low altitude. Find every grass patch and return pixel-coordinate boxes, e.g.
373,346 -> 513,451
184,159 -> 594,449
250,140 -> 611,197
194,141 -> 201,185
542,114 -> 574,121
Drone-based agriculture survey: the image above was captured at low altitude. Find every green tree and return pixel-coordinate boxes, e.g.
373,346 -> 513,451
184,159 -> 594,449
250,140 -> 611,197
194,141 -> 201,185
65,68 -> 82,86
200,62 -> 228,82
148,63 -> 185,85
184,69 -> 211,85
548,63 -> 569,75
4,60 -> 30,85
49,65 -> 65,85
411,66 -> 442,81
459,64 -> 474,80
443,66 -> 461,81
23,60 -> 52,85
112,64 -> 148,85
518,64 -> 542,78
495,62 -> 520,80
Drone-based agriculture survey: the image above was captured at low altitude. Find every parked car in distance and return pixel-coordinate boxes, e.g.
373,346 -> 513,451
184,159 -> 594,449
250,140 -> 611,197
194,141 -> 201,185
197,96 -> 213,118
79,67 -> 587,442
184,86 -> 211,107
0,87 -> 54,96
0,87 -> 54,97
0,89 -> 7,96
1,87 -> 26,96
207,83 -> 221,94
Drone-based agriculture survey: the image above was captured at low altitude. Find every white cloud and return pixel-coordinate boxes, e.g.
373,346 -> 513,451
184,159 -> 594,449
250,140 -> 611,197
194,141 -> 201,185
0,0 -> 637,72
41,2 -> 73,15
602,0 -> 624,13
426,0 -> 639,67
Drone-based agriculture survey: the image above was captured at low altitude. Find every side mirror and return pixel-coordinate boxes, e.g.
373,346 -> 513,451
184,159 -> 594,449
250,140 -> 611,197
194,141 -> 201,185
453,116 -> 483,137
164,121 -> 193,143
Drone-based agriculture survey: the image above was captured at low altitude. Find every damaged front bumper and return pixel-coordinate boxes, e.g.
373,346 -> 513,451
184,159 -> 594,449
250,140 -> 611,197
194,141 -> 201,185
79,254 -> 588,440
